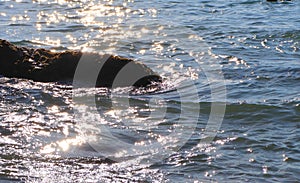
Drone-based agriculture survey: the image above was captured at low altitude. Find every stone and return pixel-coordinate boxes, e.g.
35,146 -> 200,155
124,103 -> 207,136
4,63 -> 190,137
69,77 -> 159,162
0,39 -> 161,87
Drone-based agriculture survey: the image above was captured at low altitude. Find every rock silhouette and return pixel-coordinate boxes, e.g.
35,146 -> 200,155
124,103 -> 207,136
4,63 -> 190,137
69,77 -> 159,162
0,39 -> 161,87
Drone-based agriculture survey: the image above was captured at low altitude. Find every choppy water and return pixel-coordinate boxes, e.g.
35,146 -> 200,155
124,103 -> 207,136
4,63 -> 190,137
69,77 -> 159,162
0,0 -> 299,182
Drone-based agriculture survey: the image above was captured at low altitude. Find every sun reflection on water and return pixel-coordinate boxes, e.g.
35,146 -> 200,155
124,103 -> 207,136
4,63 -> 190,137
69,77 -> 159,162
40,136 -> 85,155
1,0 -> 226,182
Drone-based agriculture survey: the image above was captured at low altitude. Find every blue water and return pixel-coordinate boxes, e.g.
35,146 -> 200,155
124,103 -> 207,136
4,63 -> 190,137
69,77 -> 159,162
0,0 -> 299,182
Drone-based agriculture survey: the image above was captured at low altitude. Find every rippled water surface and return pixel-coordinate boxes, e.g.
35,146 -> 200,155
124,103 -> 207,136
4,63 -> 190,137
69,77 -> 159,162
0,0 -> 299,182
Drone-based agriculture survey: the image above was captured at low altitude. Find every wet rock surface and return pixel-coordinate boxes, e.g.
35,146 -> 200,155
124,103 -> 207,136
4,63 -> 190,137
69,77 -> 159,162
0,39 -> 161,87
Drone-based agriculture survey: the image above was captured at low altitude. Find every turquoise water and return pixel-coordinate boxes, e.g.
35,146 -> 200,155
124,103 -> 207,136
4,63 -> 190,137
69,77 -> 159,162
0,0 -> 299,182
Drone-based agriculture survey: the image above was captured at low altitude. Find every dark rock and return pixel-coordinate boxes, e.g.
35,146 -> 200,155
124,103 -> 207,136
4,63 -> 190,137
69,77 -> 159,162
0,39 -> 161,87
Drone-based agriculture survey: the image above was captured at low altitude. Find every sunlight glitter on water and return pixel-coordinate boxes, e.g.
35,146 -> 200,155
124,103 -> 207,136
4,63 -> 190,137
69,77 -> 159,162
2,0 -> 299,182
40,137 -> 85,154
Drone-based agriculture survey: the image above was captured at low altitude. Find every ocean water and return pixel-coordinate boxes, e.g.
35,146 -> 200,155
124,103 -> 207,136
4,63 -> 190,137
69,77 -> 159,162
0,0 -> 299,182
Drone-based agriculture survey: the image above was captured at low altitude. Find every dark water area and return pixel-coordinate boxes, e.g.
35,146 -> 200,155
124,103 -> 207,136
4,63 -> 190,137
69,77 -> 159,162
0,0 -> 299,182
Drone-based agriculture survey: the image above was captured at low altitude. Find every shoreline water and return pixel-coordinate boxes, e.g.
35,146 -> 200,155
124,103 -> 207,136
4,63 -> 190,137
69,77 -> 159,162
0,0 -> 299,182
